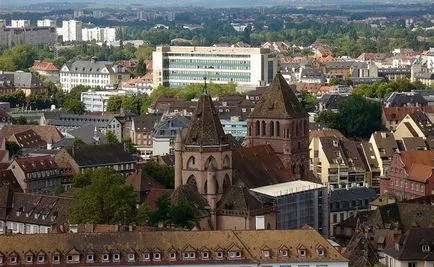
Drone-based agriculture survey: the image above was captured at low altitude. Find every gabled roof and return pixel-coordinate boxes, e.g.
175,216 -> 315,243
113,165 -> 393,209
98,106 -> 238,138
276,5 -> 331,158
10,129 -> 47,148
0,125 -> 63,143
232,145 -> 291,188
184,91 -> 228,147
13,155 -> 58,173
248,73 -> 308,119
64,144 -> 135,167
31,61 -> 59,72
383,228 -> 434,261
216,186 -> 264,214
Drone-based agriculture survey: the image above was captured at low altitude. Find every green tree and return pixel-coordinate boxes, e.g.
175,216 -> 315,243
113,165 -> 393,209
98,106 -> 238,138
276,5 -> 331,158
122,138 -> 138,154
337,95 -> 382,138
136,203 -> 152,226
63,98 -> 86,114
105,130 -> 119,144
133,58 -> 147,77
68,85 -> 92,100
169,200 -> 196,229
106,95 -> 123,112
149,193 -> 171,226
135,46 -> 154,60
300,91 -> 317,112
316,110 -> 341,130
12,116 -> 28,125
69,168 -> 137,224
143,161 -> 174,189
121,95 -> 143,114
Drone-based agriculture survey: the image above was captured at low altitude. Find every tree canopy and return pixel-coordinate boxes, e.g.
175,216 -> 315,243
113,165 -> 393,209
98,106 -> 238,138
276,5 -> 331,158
69,168 -> 137,224
143,161 -> 174,189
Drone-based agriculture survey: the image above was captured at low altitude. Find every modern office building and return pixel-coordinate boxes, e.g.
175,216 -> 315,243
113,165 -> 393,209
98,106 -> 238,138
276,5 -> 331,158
10,20 -> 30,28
152,46 -> 278,88
251,180 -> 329,237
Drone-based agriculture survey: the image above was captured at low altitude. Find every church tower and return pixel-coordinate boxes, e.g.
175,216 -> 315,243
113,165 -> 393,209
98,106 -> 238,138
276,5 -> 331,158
244,73 -> 309,180
174,81 -> 232,229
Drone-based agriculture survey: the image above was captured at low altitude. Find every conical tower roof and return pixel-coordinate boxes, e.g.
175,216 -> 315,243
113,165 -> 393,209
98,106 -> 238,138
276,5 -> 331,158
184,86 -> 228,147
249,73 -> 308,119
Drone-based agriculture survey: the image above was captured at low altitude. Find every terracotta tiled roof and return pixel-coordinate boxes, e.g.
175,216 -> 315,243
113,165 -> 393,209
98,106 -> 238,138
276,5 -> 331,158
14,155 -> 58,173
232,145 -> 291,188
0,229 -> 347,264
31,61 -> 59,72
400,150 -> 434,183
0,125 -> 63,143
250,73 -> 308,119
383,107 -> 434,121
10,129 -> 47,148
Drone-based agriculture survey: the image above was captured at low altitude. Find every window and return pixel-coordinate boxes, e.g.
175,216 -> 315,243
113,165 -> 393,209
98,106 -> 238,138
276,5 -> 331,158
169,252 -> 176,260
153,253 -> 160,260
201,251 -> 209,259
26,256 -> 33,263
128,253 -> 135,261
422,245 -> 430,252
102,254 -> 109,261
53,255 -> 60,263
67,255 -> 73,262
142,253 -> 150,260
317,249 -> 324,256
228,251 -> 241,258
262,250 -> 270,258
280,250 -> 288,257
298,249 -> 306,257
216,251 -> 223,259
37,255 -> 44,263
86,254 -> 94,262
0,256 -> 3,264
10,256 -> 17,264
183,252 -> 195,259
408,263 -> 416,267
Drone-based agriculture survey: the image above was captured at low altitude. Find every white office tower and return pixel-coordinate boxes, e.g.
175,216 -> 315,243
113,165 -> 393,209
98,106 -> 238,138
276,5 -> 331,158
153,46 -> 278,89
37,19 -> 56,27
11,20 -> 30,28
60,20 -> 82,42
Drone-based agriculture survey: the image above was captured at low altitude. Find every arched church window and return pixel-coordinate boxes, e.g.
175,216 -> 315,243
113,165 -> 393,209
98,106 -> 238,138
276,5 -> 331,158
276,121 -> 280,137
261,121 -> 266,136
223,174 -> 231,192
270,121 -> 274,136
205,156 -> 217,171
223,155 -> 230,169
187,156 -> 195,169
255,121 -> 260,136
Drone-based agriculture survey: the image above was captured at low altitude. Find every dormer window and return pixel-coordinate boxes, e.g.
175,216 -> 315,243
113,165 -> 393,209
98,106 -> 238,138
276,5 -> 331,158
0,255 -> 3,264
10,256 -> 17,264
422,245 -> 430,253
101,254 -> 109,262
153,252 -> 161,261
169,251 -> 176,260
52,255 -> 60,264
183,252 -> 196,259
37,255 -> 44,263
201,251 -> 209,260
317,248 -> 324,256
113,253 -> 120,262
86,254 -> 94,263
228,251 -> 241,259
216,251 -> 223,259
298,249 -> 306,257
127,253 -> 135,262
26,255 -> 33,263
262,249 -> 270,258
142,252 -> 150,261
280,249 -> 288,257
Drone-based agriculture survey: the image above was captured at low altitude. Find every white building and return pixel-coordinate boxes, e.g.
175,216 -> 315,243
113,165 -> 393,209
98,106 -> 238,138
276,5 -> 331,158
82,27 -> 116,42
81,90 -> 130,112
58,20 -> 82,42
10,20 -> 30,28
37,19 -> 56,27
60,59 -> 130,92
152,46 -> 278,89
152,114 -> 189,156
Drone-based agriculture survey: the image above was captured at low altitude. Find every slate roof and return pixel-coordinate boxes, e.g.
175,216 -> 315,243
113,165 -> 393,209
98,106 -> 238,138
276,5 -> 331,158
384,92 -> 428,108
62,60 -> 126,74
371,132 -> 398,158
0,71 -> 45,88
330,187 -> 377,212
409,111 -> 434,137
0,125 -> 64,143
50,114 -> 119,128
183,92 -> 229,147
318,94 -> 349,110
232,145 -> 291,188
65,144 -> 135,167
67,125 -> 108,145
383,228 -> 434,261
249,73 -> 308,119
153,114 -> 189,138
